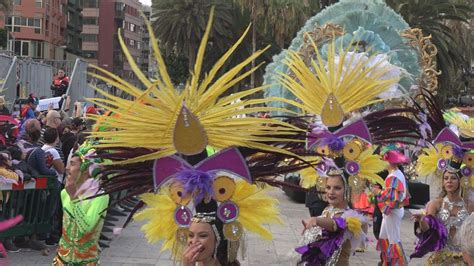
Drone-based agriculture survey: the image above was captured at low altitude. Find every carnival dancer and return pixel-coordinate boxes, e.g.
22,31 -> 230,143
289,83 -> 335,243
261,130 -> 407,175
273,33 -> 424,264
299,165 -> 368,266
79,7 -> 308,265
411,127 -> 474,265
375,149 -> 410,265
52,141 -> 109,266
181,200 -> 240,266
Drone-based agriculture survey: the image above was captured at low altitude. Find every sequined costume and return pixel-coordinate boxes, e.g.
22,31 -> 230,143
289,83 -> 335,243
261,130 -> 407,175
296,206 -> 366,266
425,197 -> 469,265
376,169 -> 409,266
52,189 -> 109,265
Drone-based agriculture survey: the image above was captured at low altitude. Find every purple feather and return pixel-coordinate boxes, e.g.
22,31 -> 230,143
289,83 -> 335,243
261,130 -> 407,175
452,145 -> 464,158
175,169 -> 214,204
320,136 -> 345,151
296,217 -> 347,265
410,215 -> 447,258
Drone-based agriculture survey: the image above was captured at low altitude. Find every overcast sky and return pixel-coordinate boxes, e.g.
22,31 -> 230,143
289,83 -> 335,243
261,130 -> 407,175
139,0 -> 152,6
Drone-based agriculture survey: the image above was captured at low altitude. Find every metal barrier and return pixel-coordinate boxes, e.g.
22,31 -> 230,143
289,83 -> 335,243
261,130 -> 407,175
64,59 -> 93,115
0,176 -> 59,238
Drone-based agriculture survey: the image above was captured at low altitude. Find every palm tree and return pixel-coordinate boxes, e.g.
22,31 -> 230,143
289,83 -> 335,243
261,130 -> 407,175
386,0 -> 473,103
233,0 -> 318,88
0,0 -> 11,12
151,0 -> 237,72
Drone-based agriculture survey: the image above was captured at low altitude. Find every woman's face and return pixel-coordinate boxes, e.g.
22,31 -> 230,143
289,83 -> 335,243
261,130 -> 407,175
325,175 -> 346,207
443,171 -> 460,194
187,222 -> 217,261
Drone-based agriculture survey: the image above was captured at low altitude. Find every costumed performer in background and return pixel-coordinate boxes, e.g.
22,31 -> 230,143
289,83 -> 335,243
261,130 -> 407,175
53,141 -> 109,266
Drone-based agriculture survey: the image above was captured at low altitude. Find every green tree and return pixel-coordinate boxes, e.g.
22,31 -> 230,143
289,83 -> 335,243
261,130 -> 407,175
233,0 -> 318,88
386,0 -> 473,103
151,0 -> 237,72
0,0 -> 11,12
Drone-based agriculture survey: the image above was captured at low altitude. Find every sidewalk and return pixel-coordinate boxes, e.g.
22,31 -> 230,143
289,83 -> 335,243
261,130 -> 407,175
10,189 -> 426,265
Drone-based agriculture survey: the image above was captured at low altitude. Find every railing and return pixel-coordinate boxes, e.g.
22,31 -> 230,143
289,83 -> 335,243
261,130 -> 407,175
0,176 -> 59,238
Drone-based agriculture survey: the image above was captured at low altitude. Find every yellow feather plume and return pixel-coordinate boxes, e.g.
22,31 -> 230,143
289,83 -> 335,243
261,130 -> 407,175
416,145 -> 441,178
297,156 -> 322,189
232,181 -> 283,240
277,38 -> 400,119
133,189 -> 178,253
87,8 -> 302,164
444,112 -> 474,138
357,148 -> 388,187
299,167 -> 320,189
345,217 -> 362,236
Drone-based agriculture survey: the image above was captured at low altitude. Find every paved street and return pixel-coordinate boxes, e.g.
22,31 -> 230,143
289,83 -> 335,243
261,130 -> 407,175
10,189 -> 426,265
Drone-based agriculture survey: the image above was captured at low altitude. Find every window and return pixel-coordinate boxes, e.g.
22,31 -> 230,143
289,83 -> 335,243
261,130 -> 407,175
137,41 -> 141,50
82,34 -> 97,42
83,17 -> 98,25
14,0 -> 21,5
13,40 -> 40,57
84,0 -> 98,8
115,2 -> 124,12
129,23 -> 135,32
83,51 -> 98,59
6,16 -> 42,34
22,42 -> 29,56
35,0 -> 43,8
129,39 -> 135,47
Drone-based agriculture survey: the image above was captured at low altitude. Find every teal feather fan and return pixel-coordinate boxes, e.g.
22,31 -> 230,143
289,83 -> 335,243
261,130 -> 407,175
264,0 -> 422,112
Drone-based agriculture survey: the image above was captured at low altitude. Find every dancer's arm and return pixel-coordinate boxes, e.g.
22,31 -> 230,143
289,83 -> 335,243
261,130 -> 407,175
302,216 -> 341,232
414,199 -> 441,232
377,175 -> 405,215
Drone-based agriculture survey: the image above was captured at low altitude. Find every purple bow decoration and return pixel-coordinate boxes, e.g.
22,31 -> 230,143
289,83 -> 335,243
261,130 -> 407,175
153,147 -> 252,190
296,217 -> 347,265
307,120 -> 372,150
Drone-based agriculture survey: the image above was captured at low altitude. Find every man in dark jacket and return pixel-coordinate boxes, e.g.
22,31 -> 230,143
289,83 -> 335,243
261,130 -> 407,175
51,69 -> 69,98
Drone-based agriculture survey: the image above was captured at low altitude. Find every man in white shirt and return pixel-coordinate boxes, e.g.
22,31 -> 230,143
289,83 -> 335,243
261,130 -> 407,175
41,127 -> 65,183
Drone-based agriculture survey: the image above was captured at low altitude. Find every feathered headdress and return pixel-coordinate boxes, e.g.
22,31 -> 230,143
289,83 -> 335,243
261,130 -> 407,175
305,119 -> 388,193
444,111 -> 474,139
133,148 -> 282,261
277,39 -> 402,128
86,7 -> 301,164
269,36 -> 424,192
415,128 -> 473,190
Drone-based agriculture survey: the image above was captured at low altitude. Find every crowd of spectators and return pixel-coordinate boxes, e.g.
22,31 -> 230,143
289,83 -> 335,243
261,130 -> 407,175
0,86 -> 102,254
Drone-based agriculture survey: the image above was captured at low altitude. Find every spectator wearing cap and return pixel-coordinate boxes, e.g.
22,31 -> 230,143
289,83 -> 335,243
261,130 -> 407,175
38,110 -> 64,163
20,94 -> 39,120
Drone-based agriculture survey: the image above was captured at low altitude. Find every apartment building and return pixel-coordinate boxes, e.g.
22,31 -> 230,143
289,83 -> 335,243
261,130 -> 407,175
83,0 -> 149,83
0,0 -> 66,59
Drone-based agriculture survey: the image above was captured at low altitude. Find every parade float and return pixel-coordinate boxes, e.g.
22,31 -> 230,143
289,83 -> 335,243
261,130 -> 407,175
265,0 -> 439,207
